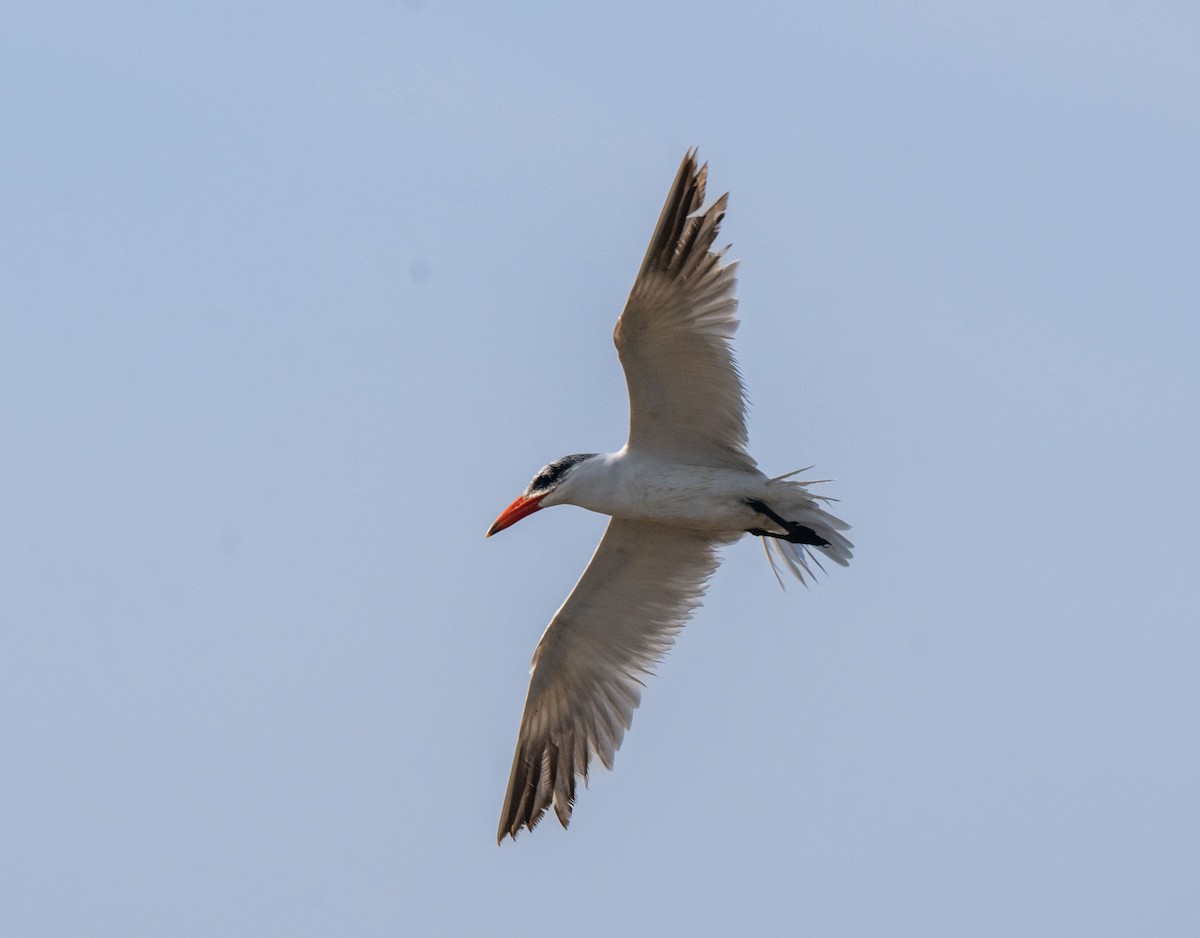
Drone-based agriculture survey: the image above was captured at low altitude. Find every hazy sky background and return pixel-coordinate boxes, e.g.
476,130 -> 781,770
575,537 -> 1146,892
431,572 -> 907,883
3,2 -> 1198,935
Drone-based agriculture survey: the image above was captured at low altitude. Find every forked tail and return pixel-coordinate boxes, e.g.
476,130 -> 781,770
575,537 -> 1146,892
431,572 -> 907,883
755,471 -> 853,588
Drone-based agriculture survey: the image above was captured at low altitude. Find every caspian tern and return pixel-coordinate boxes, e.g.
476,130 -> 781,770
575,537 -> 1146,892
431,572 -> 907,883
487,150 -> 852,842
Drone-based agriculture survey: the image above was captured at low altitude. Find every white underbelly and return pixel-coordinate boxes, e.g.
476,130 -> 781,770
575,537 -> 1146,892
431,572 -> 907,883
574,457 -> 766,533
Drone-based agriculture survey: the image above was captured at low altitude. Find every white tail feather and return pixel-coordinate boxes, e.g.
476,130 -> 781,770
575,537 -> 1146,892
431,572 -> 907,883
759,474 -> 853,588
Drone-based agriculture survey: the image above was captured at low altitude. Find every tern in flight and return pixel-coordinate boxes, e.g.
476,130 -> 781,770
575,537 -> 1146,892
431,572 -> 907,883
487,150 -> 852,841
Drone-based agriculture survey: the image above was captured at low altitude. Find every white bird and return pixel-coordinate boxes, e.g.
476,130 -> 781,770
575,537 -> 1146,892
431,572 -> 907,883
487,150 -> 852,842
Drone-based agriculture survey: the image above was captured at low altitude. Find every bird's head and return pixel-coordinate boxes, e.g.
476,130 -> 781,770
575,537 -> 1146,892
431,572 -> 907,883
486,453 -> 599,537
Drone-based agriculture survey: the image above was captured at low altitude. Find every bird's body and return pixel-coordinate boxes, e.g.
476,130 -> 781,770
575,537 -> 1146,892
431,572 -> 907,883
539,449 -> 764,531
529,447 -> 847,540
488,150 -> 852,841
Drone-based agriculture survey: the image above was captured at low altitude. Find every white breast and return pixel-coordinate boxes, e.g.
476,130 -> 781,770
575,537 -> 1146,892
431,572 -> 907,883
561,449 -> 767,532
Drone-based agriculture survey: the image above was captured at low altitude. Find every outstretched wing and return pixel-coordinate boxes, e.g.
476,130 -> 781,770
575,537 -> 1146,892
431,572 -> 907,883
498,519 -> 727,841
614,150 -> 755,471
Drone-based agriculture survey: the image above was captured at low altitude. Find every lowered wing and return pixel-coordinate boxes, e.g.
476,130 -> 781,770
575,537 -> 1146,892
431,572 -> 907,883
498,518 -> 728,841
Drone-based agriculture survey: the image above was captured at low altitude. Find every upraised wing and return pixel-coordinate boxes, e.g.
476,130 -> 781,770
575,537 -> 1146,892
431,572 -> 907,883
498,519 -> 728,841
614,150 -> 755,471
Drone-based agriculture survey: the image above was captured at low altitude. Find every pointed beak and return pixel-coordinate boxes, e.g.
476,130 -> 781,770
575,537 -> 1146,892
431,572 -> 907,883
486,493 -> 546,537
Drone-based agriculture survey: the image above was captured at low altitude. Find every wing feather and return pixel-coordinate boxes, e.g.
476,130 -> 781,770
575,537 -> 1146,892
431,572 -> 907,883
614,150 -> 755,470
497,519 -> 727,841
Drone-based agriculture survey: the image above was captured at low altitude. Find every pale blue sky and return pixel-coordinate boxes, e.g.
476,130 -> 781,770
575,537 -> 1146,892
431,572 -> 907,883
3,2 -> 1198,935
